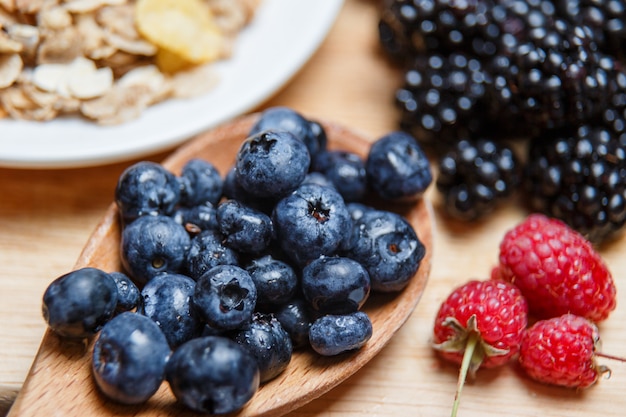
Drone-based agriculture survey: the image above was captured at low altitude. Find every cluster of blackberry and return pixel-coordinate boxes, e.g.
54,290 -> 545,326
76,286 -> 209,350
378,0 -> 626,243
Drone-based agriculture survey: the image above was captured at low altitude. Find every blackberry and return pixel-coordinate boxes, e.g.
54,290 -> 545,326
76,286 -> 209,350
491,0 -> 559,52
524,124 -> 626,243
378,0 -> 561,63
490,19 -> 612,131
395,52 -> 493,153
436,138 -> 521,221
378,0 -> 500,63
557,0 -> 626,58
602,63 -> 626,132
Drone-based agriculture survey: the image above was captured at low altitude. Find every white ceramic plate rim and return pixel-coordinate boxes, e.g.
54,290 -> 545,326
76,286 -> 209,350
0,0 -> 344,169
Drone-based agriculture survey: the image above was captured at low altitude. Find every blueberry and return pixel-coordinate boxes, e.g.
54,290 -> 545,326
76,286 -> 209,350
346,209 -> 425,292
165,336 -> 259,414
121,215 -> 191,285
344,202 -> 377,251
223,166 -> 247,201
235,130 -> 311,199
249,106 -> 321,158
173,201 -> 219,234
192,265 -> 257,330
366,131 -> 432,201
272,183 -> 353,266
42,267 -> 118,339
309,119 -> 328,155
302,171 -> 336,189
108,271 -> 140,313
92,312 -> 170,404
301,256 -> 370,315
178,158 -> 223,207
140,273 -> 202,348
222,167 -> 276,214
313,150 -> 368,202
274,298 -> 315,349
245,254 -> 298,310
232,312 -> 293,383
216,199 -> 274,254
309,311 -> 373,356
346,202 -> 373,222
115,161 -> 180,224
184,229 -> 239,280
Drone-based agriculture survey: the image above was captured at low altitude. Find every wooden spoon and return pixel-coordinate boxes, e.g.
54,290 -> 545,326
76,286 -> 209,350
7,114 -> 433,417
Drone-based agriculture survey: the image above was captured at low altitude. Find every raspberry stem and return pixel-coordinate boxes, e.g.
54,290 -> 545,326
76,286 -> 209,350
595,352 -> 626,362
451,331 -> 479,417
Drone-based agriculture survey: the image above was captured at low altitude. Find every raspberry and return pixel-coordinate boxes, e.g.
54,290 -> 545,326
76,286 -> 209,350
519,314 -> 609,389
433,280 -> 528,417
493,213 -> 617,322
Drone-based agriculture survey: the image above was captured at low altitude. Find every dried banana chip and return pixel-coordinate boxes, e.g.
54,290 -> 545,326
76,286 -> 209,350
135,0 -> 224,64
154,47 -> 193,74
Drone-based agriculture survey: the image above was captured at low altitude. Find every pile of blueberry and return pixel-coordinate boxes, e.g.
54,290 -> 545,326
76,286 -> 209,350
378,0 -> 626,244
41,107 -> 432,414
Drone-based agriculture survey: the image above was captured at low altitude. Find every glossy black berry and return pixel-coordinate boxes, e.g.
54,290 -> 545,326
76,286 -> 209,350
436,138 -> 521,221
524,124 -> 626,243
395,53 -> 493,151
558,0 -> 626,57
378,0 -> 499,61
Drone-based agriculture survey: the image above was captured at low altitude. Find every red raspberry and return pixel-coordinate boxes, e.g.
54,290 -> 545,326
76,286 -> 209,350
433,280 -> 528,417
433,280 -> 529,369
519,314 -> 609,389
493,213 -> 616,322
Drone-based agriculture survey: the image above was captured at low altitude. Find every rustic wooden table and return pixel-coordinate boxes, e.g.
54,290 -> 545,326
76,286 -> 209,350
1,1 -> 625,416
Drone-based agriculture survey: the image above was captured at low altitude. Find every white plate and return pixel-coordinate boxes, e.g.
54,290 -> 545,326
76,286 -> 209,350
0,0 -> 344,169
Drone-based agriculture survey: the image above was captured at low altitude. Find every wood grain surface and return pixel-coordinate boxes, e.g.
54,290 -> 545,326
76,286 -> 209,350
1,0 -> 626,416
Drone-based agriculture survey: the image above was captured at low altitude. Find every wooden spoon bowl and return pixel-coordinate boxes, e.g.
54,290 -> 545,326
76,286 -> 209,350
8,114 -> 433,417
